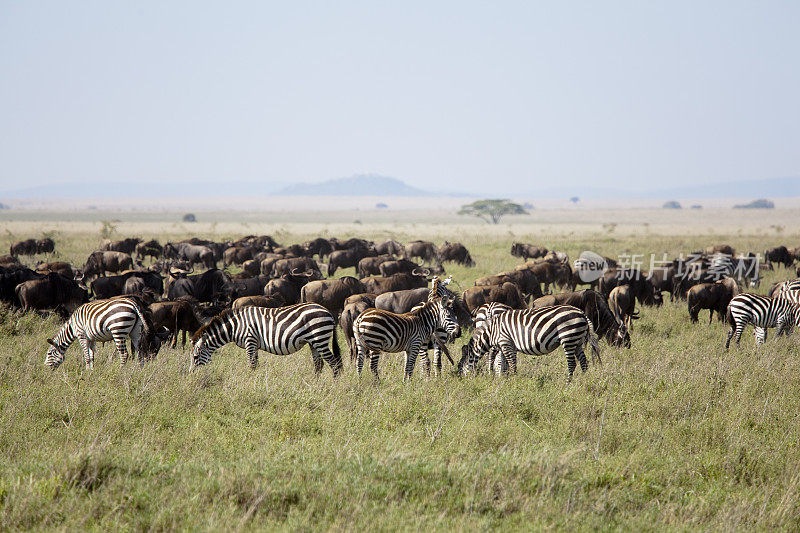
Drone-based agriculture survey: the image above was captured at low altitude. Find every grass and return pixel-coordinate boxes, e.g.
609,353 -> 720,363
1,213 -> 800,530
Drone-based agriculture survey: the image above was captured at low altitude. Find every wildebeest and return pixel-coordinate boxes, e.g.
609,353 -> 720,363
519,262 -> 571,293
474,269 -> 543,302
135,239 -> 163,261
0,254 -> 20,267
357,255 -> 393,278
271,257 -> 320,278
230,275 -> 271,297
361,272 -> 428,295
706,244 -> 735,256
533,289 -> 629,348
647,266 -> 677,302
84,251 -> 134,279
765,246 -> 793,269
327,247 -> 376,276
163,242 -> 216,269
379,259 -> 427,278
510,243 -> 548,260
300,276 -> 367,317
462,283 -> 527,314
375,239 -> 404,256
438,242 -> 475,267
223,246 -> 253,267
10,239 -> 38,257
166,268 -> 234,304
303,238 -> 333,259
404,240 -> 438,265
93,270 -> 163,300
231,294 -> 285,310
687,277 -> 740,324
599,268 -> 662,306
36,238 -> 55,255
149,299 -> 207,348
101,238 -> 141,255
0,268 -> 44,306
15,272 -> 88,315
263,270 -> 314,305
608,285 -> 638,330
344,292 -> 377,308
340,298 -> 374,361
36,261 -> 74,279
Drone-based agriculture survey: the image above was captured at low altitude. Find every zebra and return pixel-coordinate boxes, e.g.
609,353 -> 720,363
770,279 -> 800,298
725,294 -> 800,348
189,303 -> 342,375
468,302 -> 513,373
457,305 -> 601,379
408,276 -> 465,377
353,296 -> 459,381
45,296 -> 158,369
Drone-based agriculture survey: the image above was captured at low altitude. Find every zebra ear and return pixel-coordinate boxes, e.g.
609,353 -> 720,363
46,338 -> 56,347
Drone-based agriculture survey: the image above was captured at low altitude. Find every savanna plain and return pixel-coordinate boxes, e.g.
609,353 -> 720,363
1,207 -> 800,531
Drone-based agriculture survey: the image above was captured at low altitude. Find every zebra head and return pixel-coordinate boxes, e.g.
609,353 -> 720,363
45,338 -> 67,368
189,336 -> 213,369
435,296 -> 460,341
457,326 -> 491,375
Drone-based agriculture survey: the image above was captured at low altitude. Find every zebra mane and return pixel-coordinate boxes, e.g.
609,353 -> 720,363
191,307 -> 237,343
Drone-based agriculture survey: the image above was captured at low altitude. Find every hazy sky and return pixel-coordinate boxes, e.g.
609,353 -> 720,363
1,1 -> 798,194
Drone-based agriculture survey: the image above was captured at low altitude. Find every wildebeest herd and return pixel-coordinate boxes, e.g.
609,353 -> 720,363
4,235 -> 800,381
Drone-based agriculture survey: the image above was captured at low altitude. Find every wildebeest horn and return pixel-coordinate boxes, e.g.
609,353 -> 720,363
291,268 -> 301,276
412,268 -> 422,276
423,268 -> 431,276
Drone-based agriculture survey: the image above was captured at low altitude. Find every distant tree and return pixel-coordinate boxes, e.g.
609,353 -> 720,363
375,202 -> 388,209
690,204 -> 703,209
183,213 -> 197,222
734,199 -> 774,209
662,200 -> 682,209
458,199 -> 529,224
570,196 -> 580,204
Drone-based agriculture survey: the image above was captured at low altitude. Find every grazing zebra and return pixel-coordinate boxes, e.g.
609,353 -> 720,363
353,296 -> 459,381
470,302 -> 513,373
409,276 -> 465,376
457,305 -> 601,379
45,296 -> 157,369
725,294 -> 800,348
190,303 -> 342,375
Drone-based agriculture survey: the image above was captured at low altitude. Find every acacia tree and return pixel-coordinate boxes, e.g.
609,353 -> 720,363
458,199 -> 529,224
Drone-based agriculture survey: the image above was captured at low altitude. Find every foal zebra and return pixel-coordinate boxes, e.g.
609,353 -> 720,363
45,296 -> 156,369
190,303 -> 342,375
725,294 -> 800,348
353,296 -> 459,381
457,305 -> 601,379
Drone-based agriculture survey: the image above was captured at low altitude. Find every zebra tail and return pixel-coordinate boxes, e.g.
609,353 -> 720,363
587,320 -> 602,366
331,325 -> 341,360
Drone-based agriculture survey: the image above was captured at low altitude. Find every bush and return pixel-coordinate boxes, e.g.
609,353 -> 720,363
182,213 -> 197,223
662,201 -> 682,209
734,199 -> 774,209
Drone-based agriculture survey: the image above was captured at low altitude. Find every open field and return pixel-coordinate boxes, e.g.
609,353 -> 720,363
2,210 -> 800,530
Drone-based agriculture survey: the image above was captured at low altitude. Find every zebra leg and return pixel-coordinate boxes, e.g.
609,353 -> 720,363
403,342 -> 422,382
369,352 -> 380,381
755,327 -> 767,345
245,337 -> 259,369
499,345 -> 516,375
417,347 -> 431,377
129,323 -> 143,363
433,344 -> 442,377
356,341 -> 365,376
113,336 -> 130,365
725,323 -> 735,349
732,321 -> 746,347
572,344 -> 589,373
314,342 -> 342,377
78,335 -> 94,369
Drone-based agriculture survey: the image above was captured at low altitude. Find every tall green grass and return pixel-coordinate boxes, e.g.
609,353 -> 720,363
1,227 -> 799,530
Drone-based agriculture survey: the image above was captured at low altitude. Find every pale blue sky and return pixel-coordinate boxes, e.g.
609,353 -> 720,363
1,1 -> 798,194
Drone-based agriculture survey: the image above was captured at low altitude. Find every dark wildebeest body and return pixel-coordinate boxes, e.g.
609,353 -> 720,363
101,238 -> 141,255
599,268 -> 662,306
303,238 -> 333,260
375,240 -> 404,256
223,246 -> 254,267
149,299 -> 206,348
36,238 -> 55,255
462,283 -> 527,314
608,285 -> 638,330
404,241 -> 438,265
357,255 -> 393,278
230,275 -> 271,297
379,259 -> 426,278
438,242 -> 475,267
687,277 -> 740,324
84,251 -> 134,279
263,271 -> 314,305
510,243 -> 548,260
521,262 -> 572,293
271,257 -> 320,278
135,239 -> 163,261
10,239 -> 38,257
344,292 -> 377,308
36,261 -> 74,279
166,269 -> 234,304
163,242 -> 216,269
340,299 -> 374,361
765,246 -> 793,269
300,276 -> 367,318
15,272 -> 88,315
0,268 -> 44,306
327,247 -> 376,276
475,269 -> 543,302
361,273 -> 428,295
231,294 -> 285,310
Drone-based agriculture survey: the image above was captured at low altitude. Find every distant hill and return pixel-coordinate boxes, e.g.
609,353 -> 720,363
275,175 -> 430,196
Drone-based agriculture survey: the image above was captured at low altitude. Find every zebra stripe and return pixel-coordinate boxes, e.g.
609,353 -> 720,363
773,279 -> 800,297
725,293 -> 800,348
45,297 -> 151,369
190,303 -> 342,374
354,297 -> 459,381
458,305 -> 600,379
